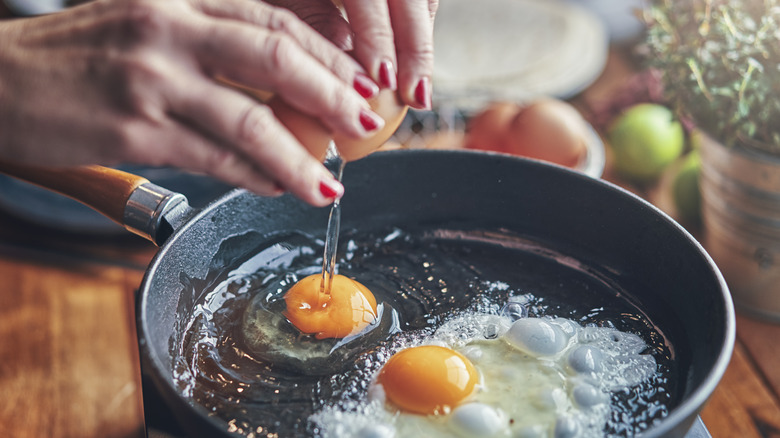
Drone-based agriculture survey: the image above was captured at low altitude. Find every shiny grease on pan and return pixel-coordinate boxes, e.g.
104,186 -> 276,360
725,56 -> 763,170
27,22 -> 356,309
171,227 -> 676,437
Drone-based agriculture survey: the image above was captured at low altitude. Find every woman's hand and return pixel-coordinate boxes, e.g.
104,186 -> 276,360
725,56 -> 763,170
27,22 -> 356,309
0,0 -> 388,206
265,0 -> 438,110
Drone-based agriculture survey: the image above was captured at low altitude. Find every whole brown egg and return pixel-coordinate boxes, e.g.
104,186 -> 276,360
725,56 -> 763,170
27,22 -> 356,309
465,99 -> 589,169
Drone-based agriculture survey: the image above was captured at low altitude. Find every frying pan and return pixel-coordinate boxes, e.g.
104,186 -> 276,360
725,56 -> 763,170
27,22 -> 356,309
0,150 -> 734,437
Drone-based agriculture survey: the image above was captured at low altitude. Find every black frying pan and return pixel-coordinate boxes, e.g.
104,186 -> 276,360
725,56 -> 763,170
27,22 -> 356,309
0,150 -> 734,437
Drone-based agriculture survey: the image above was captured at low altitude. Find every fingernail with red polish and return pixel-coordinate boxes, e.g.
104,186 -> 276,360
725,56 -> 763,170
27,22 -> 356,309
319,178 -> 344,199
354,73 -> 379,99
378,59 -> 397,90
414,76 -> 432,109
359,108 -> 384,133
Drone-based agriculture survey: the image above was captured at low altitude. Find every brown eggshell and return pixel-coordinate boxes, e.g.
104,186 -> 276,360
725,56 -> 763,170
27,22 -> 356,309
334,88 -> 408,161
269,89 -> 408,163
505,99 -> 589,168
464,102 -> 521,153
267,96 -> 331,161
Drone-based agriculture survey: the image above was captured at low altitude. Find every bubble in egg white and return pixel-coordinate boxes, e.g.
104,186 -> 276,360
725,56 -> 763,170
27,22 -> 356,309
550,317 -> 580,337
568,345 -> 604,374
554,414 -> 581,438
532,387 -> 568,411
571,382 -> 608,409
356,423 -> 395,438
505,317 -> 570,356
448,403 -> 507,437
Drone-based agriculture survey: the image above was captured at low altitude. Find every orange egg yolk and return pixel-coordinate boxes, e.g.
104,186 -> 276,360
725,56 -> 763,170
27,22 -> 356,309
283,274 -> 378,339
378,345 -> 478,415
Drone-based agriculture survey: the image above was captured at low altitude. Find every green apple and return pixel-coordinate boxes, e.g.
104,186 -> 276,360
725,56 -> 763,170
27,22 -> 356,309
608,103 -> 685,184
672,150 -> 701,225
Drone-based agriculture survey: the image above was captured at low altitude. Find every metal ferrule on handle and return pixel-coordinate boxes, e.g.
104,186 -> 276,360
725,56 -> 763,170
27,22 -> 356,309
124,183 -> 190,246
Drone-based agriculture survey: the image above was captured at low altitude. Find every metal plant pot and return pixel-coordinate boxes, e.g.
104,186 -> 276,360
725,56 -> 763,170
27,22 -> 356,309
699,133 -> 780,320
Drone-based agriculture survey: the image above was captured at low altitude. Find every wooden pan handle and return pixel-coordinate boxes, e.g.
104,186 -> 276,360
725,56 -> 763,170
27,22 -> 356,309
0,161 -> 149,225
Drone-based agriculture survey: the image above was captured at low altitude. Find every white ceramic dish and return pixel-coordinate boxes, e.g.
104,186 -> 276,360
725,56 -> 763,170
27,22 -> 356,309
432,0 -> 609,110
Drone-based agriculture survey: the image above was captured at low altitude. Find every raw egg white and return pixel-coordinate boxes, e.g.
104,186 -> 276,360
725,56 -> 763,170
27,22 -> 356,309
312,307 -> 657,438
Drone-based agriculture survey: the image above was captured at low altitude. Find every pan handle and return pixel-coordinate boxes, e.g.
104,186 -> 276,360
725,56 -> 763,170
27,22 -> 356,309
0,161 -> 191,246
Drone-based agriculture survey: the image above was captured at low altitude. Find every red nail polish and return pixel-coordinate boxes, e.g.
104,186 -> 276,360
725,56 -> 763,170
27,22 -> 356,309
414,77 -> 431,109
378,60 -> 397,90
319,179 -> 343,199
359,109 -> 383,132
354,73 -> 379,99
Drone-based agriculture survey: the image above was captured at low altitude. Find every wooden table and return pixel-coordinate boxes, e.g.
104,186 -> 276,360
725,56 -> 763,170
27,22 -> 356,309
3,5 -> 780,437
0,222 -> 152,437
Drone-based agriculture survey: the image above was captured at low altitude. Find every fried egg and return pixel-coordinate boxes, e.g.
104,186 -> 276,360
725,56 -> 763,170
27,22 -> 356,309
311,304 -> 657,438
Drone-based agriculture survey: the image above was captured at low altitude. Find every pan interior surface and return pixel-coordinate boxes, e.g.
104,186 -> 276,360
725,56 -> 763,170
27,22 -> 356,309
137,150 -> 734,438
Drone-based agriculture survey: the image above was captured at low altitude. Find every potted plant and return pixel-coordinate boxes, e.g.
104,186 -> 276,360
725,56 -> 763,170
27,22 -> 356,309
643,0 -> 780,319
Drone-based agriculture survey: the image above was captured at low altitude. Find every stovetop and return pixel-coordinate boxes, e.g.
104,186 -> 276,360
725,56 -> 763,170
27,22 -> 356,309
142,375 -> 713,438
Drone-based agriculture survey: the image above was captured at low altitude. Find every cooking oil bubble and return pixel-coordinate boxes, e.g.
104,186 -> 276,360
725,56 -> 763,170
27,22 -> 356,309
501,302 -> 528,320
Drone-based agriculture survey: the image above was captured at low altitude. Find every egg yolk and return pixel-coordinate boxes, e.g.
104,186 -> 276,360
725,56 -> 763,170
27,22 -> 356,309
283,274 -> 378,339
378,345 -> 478,415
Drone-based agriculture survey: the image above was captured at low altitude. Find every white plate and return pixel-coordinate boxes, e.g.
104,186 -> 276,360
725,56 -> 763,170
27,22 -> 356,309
433,0 -> 609,110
